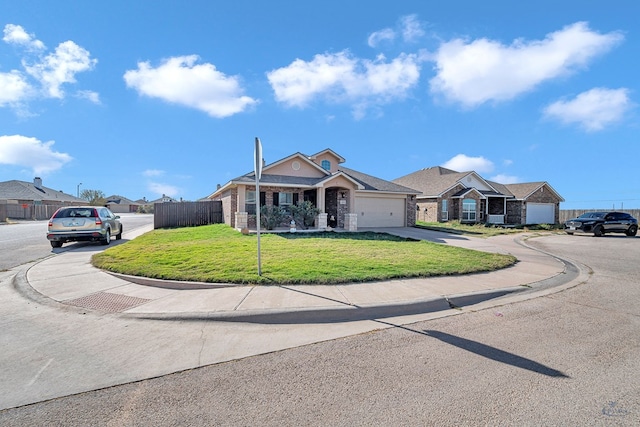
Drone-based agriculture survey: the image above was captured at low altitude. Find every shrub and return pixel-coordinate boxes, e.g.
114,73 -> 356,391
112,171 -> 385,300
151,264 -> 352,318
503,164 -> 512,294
260,205 -> 287,230
290,201 -> 320,229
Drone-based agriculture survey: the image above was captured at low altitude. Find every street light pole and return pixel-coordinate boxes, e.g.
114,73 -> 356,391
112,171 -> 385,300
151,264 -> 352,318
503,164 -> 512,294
77,183 -> 82,198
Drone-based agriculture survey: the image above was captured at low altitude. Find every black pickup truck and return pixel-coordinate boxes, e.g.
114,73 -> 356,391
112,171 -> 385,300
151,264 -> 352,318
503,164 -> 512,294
564,211 -> 638,237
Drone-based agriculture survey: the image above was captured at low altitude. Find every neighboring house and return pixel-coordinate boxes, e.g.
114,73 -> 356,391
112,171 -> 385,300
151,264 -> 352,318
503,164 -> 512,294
208,149 -> 420,230
393,166 -> 564,225
105,195 -> 141,213
0,177 -> 85,220
148,194 -> 179,204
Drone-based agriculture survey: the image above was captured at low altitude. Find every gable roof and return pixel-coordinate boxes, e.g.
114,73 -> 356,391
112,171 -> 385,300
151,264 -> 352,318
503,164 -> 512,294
393,166 -> 477,197
105,195 -> 139,205
450,187 -> 486,198
393,166 -> 564,201
0,179 -> 84,203
308,148 -> 346,164
264,152 -> 331,177
209,149 -> 419,198
503,182 -> 565,202
339,167 -> 420,194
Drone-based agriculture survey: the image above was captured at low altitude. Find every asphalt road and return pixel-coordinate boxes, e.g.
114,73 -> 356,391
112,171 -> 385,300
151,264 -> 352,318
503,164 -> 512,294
1,231 -> 638,425
0,214 -> 154,270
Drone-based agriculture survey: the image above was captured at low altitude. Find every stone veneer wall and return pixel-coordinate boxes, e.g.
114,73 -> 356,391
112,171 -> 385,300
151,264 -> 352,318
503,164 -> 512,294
337,192 -> 349,229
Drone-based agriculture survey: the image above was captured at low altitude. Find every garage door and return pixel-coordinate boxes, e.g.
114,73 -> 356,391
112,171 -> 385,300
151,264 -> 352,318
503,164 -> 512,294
526,203 -> 555,224
355,196 -> 405,227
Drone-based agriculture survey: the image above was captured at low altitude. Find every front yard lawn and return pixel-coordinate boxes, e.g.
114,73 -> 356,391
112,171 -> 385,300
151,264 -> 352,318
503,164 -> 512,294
91,224 -> 517,285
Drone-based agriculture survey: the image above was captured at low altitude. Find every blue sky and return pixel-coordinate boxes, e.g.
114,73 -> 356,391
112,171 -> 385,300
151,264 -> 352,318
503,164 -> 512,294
1,1 -> 638,209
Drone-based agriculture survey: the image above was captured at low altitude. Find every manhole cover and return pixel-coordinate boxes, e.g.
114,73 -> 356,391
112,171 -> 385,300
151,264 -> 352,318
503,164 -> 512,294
65,292 -> 151,313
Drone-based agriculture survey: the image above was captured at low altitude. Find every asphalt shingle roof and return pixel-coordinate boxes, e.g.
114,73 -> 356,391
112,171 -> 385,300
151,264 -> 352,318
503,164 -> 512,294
339,167 -> 420,193
393,166 -> 564,202
227,166 -> 419,195
0,179 -> 83,203
105,195 -> 139,205
393,166 -> 471,197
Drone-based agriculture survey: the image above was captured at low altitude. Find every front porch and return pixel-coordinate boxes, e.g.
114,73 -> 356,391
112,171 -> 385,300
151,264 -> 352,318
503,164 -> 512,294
446,195 -> 510,225
236,211 -> 359,232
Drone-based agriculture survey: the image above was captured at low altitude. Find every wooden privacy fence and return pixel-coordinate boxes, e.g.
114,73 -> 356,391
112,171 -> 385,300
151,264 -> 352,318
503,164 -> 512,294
154,201 -> 223,229
559,209 -> 640,223
2,203 -> 61,220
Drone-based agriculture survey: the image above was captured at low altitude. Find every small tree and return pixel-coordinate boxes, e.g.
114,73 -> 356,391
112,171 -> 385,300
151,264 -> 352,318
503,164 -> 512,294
80,189 -> 106,206
260,205 -> 287,230
290,201 -> 320,229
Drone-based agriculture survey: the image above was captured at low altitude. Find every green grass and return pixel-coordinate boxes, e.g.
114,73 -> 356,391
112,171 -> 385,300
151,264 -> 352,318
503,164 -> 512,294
91,224 -> 517,285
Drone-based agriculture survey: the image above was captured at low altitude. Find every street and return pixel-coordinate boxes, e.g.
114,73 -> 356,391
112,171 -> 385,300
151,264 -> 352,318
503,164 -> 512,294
0,214 -> 155,270
0,226 -> 638,425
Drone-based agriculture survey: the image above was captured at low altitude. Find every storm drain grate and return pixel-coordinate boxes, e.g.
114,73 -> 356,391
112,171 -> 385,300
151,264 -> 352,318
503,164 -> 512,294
65,292 -> 152,313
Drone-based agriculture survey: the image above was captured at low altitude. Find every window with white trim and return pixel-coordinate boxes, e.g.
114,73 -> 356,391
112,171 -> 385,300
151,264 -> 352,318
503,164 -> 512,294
462,198 -> 476,221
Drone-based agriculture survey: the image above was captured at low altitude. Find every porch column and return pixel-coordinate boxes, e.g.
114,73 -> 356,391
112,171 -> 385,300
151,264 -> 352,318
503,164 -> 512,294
316,187 -> 325,212
235,212 -> 248,230
345,213 -> 357,231
485,199 -> 489,221
504,198 -> 507,223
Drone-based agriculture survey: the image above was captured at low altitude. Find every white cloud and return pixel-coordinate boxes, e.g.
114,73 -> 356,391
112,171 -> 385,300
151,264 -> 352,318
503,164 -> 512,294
148,182 -> 180,198
490,174 -> 520,184
2,24 -> 45,51
400,15 -> 425,43
143,169 -> 165,177
0,134 -> 72,175
124,55 -> 258,118
76,90 -> 100,104
543,87 -> 632,132
368,28 -> 396,48
0,71 -> 31,106
367,15 -> 425,48
24,40 -> 97,99
267,50 -> 421,117
1,24 -> 98,109
442,154 -> 494,173
429,22 -> 623,108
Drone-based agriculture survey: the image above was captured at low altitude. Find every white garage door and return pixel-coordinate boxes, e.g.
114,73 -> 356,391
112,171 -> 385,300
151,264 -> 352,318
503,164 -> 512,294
355,196 -> 405,227
526,203 -> 555,224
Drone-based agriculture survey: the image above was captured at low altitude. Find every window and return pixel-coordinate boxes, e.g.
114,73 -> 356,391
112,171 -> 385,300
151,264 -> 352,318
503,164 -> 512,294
462,199 -> 476,221
321,160 -> 331,171
245,191 -> 256,214
441,200 -> 448,213
246,191 -> 266,214
279,192 -> 293,208
273,192 -> 298,211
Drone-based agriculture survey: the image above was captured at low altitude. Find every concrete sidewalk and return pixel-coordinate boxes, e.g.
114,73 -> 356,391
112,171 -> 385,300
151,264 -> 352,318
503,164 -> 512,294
22,225 -> 584,322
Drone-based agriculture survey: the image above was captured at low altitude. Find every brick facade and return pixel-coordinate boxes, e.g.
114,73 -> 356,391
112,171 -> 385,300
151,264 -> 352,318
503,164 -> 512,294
245,185 -> 307,229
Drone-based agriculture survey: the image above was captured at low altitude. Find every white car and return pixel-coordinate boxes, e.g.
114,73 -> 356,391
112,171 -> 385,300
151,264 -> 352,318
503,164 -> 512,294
47,206 -> 123,248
